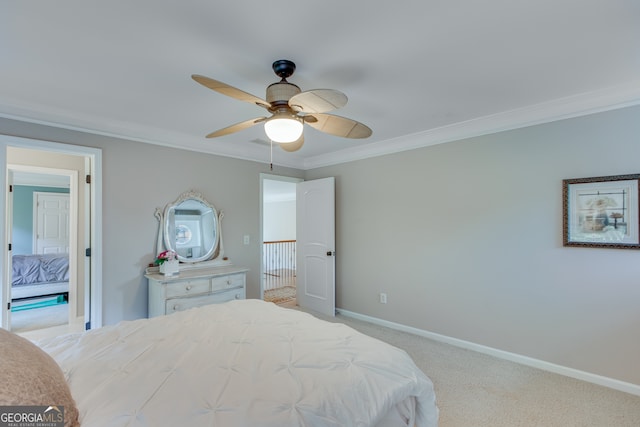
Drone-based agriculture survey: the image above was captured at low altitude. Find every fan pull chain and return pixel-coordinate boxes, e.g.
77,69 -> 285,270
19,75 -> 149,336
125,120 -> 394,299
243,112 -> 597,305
269,139 -> 273,171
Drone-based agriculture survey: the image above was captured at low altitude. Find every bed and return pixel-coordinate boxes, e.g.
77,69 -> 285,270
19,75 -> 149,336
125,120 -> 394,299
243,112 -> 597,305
38,299 -> 439,427
11,253 -> 70,300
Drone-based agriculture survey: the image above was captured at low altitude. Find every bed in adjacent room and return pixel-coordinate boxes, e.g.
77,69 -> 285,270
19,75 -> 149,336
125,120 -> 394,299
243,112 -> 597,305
11,253 -> 70,300
38,299 -> 439,427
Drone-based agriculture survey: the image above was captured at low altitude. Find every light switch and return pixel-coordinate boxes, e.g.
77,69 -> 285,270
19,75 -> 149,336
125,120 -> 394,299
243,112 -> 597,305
243,235 -> 250,245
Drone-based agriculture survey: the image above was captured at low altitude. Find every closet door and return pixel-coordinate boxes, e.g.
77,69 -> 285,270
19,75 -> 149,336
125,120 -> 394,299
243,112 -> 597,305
34,192 -> 70,254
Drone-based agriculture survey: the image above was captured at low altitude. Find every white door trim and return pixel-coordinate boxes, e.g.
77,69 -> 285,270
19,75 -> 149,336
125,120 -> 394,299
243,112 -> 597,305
5,169 -> 13,329
1,135 -> 103,329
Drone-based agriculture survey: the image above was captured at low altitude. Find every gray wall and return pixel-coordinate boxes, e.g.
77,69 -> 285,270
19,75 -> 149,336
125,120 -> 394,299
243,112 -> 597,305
2,105 -> 639,386
263,200 -> 296,241
306,105 -> 640,386
0,117 -> 304,325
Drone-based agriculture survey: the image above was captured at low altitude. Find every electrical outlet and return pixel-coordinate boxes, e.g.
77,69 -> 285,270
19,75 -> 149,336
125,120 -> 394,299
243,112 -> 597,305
243,235 -> 250,245
379,293 -> 387,304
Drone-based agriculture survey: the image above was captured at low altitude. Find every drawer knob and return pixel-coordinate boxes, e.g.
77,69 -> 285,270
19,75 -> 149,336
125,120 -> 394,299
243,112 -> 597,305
226,280 -> 231,286
235,294 -> 240,299
173,305 -> 179,311
186,285 -> 192,290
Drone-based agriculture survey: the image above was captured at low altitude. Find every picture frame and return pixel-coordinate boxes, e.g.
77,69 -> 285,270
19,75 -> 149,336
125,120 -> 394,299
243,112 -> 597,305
563,174 -> 640,249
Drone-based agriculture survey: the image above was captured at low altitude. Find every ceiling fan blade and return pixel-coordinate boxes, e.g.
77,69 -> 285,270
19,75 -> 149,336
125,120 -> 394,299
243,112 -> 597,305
206,117 -> 267,138
192,75 -> 271,110
279,134 -> 304,152
289,89 -> 348,113
304,113 -> 372,139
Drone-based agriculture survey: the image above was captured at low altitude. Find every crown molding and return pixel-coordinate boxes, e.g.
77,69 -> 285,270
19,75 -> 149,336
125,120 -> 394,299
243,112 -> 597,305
303,80 -> 640,169
2,80 -> 640,171
0,97 -> 304,170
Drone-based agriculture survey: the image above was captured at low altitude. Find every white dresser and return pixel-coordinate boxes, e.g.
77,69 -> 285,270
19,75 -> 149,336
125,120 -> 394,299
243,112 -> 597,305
146,265 -> 249,318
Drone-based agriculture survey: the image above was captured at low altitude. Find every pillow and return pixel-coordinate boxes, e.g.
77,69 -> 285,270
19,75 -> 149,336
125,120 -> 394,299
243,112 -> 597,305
0,328 -> 79,427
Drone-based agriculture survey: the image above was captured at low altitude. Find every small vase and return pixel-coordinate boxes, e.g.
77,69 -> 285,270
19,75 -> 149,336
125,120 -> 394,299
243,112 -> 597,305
159,259 -> 179,276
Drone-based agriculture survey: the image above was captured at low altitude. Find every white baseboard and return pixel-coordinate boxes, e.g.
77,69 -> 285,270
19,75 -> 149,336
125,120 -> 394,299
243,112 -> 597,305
336,308 -> 640,397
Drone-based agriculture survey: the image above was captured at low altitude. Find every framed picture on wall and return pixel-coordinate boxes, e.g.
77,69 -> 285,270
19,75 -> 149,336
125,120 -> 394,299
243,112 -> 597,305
563,173 -> 640,249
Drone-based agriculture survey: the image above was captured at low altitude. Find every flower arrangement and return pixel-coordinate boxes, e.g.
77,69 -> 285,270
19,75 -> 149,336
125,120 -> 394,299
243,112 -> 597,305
155,250 -> 178,266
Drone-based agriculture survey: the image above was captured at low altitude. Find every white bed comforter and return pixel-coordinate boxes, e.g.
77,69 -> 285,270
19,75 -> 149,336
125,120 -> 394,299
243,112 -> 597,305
40,300 -> 438,427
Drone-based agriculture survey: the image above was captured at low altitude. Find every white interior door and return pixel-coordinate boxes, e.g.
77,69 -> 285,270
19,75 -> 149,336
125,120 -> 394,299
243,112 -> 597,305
34,192 -> 70,254
296,177 -> 335,316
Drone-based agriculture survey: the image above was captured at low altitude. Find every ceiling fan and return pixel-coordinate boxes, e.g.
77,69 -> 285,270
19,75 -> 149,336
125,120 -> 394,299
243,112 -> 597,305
191,60 -> 372,152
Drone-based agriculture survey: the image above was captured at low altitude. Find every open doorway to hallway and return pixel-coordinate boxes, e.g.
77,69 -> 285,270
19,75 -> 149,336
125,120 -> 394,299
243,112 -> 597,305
261,175 -> 301,308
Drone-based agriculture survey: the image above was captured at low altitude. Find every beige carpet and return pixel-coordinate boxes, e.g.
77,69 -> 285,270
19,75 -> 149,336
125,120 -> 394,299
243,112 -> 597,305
303,309 -> 640,427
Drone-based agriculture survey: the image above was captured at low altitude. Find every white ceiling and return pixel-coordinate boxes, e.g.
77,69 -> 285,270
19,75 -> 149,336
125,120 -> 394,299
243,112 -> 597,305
2,1 -> 639,169
11,171 -> 70,188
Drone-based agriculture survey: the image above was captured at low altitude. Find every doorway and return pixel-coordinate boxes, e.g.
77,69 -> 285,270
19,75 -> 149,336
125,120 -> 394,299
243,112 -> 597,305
1,135 -> 103,336
259,174 -> 336,316
260,174 -> 301,307
9,171 -> 74,334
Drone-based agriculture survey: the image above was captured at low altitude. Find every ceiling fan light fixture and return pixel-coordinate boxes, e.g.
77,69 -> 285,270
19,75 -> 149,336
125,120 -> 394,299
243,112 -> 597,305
264,114 -> 303,143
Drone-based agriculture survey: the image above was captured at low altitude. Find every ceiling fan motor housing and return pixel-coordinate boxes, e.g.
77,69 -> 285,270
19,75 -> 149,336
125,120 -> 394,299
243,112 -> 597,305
266,82 -> 301,107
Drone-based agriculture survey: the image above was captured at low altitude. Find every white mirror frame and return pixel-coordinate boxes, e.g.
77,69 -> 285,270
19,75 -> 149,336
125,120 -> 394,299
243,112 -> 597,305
154,190 -> 229,269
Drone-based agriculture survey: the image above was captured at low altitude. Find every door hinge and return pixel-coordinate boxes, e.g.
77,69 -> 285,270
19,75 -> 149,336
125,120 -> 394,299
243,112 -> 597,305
8,243 -> 11,251
326,250 -> 335,256
7,302 -> 10,310
85,248 -> 91,257
86,174 -> 91,184
9,185 -> 13,192
85,321 -> 91,330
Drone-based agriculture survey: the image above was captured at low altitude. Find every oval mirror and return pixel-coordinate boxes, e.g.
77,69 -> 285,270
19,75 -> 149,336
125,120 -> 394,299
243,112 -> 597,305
163,191 -> 218,263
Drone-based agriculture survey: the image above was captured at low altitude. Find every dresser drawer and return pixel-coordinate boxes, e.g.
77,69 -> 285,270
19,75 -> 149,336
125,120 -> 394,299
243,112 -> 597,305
210,287 -> 245,303
165,289 -> 245,314
165,279 -> 210,298
211,274 -> 245,291
165,294 -> 213,314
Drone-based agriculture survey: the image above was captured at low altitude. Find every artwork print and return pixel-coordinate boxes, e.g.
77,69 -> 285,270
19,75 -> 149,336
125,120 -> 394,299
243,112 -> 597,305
563,174 -> 640,249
